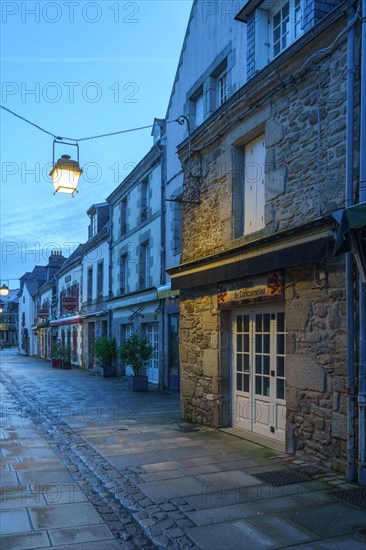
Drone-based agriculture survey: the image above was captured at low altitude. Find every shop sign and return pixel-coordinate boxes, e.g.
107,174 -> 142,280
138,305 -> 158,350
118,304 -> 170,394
218,272 -> 283,307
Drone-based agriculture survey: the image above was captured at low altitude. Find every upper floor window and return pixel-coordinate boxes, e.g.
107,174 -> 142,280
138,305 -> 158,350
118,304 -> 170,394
217,70 -> 228,107
97,261 -> 103,297
89,213 -> 97,239
119,253 -> 128,295
195,92 -> 204,127
139,241 -> 151,289
245,1 -> 304,78
272,0 -> 304,58
244,135 -> 265,235
140,178 -> 150,222
87,266 -> 93,301
121,197 -> 128,236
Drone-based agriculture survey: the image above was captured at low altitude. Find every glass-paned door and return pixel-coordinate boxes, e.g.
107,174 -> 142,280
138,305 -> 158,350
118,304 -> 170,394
145,323 -> 159,384
232,308 -> 286,443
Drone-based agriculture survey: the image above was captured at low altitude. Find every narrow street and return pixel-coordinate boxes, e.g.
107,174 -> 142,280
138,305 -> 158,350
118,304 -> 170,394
1,349 -> 365,550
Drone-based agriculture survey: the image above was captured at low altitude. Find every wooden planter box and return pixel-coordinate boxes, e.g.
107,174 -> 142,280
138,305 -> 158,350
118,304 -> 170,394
61,361 -> 71,370
128,375 -> 148,392
51,358 -> 60,368
103,365 -> 116,378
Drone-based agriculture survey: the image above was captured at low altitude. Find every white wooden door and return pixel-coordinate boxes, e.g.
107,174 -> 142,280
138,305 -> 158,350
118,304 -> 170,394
232,308 -> 286,443
145,323 -> 159,384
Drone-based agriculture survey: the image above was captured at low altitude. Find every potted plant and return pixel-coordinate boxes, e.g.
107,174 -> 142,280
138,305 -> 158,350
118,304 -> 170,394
51,342 -> 61,368
119,332 -> 153,391
94,336 -> 117,378
60,346 -> 72,369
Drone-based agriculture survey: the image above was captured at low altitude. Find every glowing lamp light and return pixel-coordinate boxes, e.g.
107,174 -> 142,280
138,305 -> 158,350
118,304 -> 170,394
50,154 -> 83,195
0,285 -> 9,297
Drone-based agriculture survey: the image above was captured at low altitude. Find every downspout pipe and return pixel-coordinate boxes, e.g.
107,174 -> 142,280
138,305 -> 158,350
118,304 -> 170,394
345,4 -> 356,482
358,0 -> 366,487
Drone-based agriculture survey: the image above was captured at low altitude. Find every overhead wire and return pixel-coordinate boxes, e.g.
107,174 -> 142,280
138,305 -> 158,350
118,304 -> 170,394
0,104 -> 179,142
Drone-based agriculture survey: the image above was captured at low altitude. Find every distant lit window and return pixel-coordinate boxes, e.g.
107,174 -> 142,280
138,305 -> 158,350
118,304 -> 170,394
217,70 -> 228,107
195,93 -> 204,127
89,214 -> 97,238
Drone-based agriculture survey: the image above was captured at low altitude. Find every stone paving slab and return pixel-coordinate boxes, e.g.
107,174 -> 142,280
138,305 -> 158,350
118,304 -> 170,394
107,451 -> 164,468
17,469 -> 75,486
42,485 -> 88,505
0,530 -> 51,549
50,540 -> 123,549
186,502 -> 258,525
0,507 -> 33,534
283,503 -> 366,538
28,501 -> 104,530
47,523 -> 116,545
186,519 -> 281,550
247,514 -> 321,546
139,476 -> 205,500
196,470 -> 265,489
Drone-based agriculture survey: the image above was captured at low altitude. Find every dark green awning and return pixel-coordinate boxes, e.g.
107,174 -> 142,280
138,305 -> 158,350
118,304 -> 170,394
334,202 -> 366,256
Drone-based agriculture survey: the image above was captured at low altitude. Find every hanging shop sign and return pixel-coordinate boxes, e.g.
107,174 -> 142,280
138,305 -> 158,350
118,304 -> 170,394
218,271 -> 284,308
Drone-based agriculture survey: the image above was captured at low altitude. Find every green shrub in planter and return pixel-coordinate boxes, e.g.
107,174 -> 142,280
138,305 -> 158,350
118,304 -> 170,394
94,336 -> 117,377
60,346 -> 71,369
119,333 -> 153,391
51,342 -> 61,368
118,333 -> 153,375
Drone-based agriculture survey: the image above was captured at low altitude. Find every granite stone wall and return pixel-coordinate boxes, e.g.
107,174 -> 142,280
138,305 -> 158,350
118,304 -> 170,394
181,36 -> 356,264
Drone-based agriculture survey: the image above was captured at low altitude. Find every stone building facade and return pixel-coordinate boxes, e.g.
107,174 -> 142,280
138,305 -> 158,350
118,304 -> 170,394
169,0 -> 360,470
80,203 -> 110,372
107,138 -> 166,385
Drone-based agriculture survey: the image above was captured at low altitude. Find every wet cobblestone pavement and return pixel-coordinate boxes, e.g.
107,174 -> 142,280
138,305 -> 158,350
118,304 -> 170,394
1,350 -> 366,549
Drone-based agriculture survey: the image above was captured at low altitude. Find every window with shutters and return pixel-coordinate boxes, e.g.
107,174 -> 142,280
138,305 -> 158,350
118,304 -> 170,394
87,266 -> 93,301
140,178 -> 150,222
97,261 -> 103,297
139,241 -> 152,289
243,135 -> 265,235
119,253 -> 128,295
121,196 -> 128,236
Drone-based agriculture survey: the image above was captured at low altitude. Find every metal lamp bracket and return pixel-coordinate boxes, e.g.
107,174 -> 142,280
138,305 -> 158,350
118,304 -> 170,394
166,115 -> 201,205
52,138 -> 80,166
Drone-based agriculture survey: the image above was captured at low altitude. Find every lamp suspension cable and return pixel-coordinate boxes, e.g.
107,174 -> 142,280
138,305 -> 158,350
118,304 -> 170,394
0,105 -> 181,142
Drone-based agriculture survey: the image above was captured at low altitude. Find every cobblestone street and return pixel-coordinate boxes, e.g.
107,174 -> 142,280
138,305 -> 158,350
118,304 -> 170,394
1,349 -> 365,549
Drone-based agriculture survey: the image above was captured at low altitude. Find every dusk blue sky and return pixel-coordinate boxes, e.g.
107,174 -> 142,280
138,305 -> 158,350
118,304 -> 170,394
1,0 -> 193,288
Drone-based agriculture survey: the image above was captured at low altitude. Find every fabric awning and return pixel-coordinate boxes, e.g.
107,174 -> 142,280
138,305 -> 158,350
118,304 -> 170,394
80,310 -> 107,319
334,202 -> 366,256
171,235 -> 332,290
49,316 -> 81,327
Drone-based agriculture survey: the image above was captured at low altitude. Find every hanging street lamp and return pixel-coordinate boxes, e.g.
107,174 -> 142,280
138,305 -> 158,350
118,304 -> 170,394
49,139 -> 83,196
0,284 -> 9,297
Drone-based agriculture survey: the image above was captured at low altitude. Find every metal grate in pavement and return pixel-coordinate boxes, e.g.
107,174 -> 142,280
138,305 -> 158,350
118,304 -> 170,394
254,470 -> 311,486
334,488 -> 366,509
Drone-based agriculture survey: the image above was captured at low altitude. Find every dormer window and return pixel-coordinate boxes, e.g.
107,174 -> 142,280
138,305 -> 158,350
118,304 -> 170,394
272,0 -> 303,58
89,213 -> 97,239
238,0 -> 305,79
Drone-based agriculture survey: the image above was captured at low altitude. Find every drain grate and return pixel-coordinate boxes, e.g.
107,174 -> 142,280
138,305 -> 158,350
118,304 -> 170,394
353,526 -> 366,535
254,470 -> 310,486
334,488 -> 366,509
